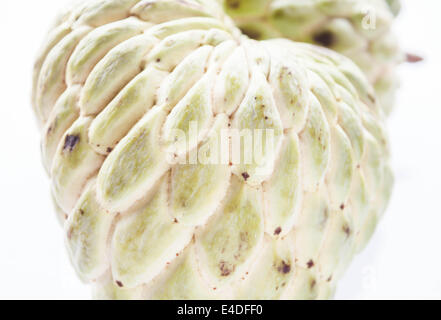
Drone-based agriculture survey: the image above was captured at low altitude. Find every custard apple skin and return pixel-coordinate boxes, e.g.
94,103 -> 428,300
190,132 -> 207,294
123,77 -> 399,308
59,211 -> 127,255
221,0 -> 402,115
32,0 -> 392,300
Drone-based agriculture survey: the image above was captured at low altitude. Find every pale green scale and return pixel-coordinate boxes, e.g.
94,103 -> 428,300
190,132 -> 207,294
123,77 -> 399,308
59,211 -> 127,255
355,208 -> 379,253
65,179 -> 114,282
263,132 -> 301,237
235,236 -> 295,300
97,107 -> 169,213
326,125 -> 354,211
299,93 -> 331,192
162,73 -> 214,158
157,45 -> 213,112
362,111 -> 389,155
197,176 -> 264,284
268,56 -> 310,131
224,0 -> 271,18
93,272 -> 145,300
131,0 -> 214,23
349,170 -> 370,235
242,39 -> 271,77
32,22 -> 72,120
111,177 -> 194,288
337,101 -> 365,163
80,34 -> 157,116
72,0 -> 141,28
284,268 -> 320,300
36,26 -> 91,122
148,17 -> 227,40
231,69 -> 284,186
67,17 -> 150,85
89,65 -> 168,155
293,186 -> 330,269
308,71 -> 338,127
170,114 -> 231,226
361,131 -> 385,203
51,117 -> 105,213
42,85 -> 81,173
151,247 -> 224,300
318,208 -> 355,282
146,30 -> 208,72
213,47 -> 249,116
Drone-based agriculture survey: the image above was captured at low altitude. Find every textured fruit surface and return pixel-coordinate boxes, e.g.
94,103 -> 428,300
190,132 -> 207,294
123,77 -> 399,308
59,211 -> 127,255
33,0 -> 392,300
221,0 -> 402,115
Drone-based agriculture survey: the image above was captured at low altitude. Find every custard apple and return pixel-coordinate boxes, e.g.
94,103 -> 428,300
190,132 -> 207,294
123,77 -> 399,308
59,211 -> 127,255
221,0 -> 403,115
32,0 -> 392,300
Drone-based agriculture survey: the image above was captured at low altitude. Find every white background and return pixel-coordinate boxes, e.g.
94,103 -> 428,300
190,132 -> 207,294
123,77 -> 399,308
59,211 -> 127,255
0,0 -> 440,300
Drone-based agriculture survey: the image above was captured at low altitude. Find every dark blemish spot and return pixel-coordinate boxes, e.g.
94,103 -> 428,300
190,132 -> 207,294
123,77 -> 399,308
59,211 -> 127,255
213,287 -> 217,291
176,253 -> 179,257
64,214 -> 68,220
310,279 -> 316,289
156,58 -> 161,63
219,261 -> 234,277
307,259 -> 314,269
47,125 -> 54,135
107,147 -> 113,153
173,218 -> 179,224
357,164 -> 361,169
406,53 -> 423,63
277,261 -> 291,274
63,135 -> 80,152
343,225 -> 351,237
313,30 -> 335,47
273,9 -> 285,19
242,172 -> 250,181
274,227 -> 282,235
240,27 -> 262,40
340,204 -> 345,210
229,162 -> 233,166
265,116 -> 268,120
116,281 -> 124,288
226,0 -> 240,9
79,209 -> 84,216
368,94 -> 376,104
67,228 -> 73,240
327,276 -> 333,282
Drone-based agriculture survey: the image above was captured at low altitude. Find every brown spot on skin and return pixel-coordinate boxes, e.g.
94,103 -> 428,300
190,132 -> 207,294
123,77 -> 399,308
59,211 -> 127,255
156,58 -> 161,63
63,135 -> 80,152
307,260 -> 314,269
343,225 -> 351,238
213,287 -> 217,291
67,228 -> 73,240
406,53 -> 423,63
79,209 -> 84,216
340,204 -> 345,210
240,27 -> 262,40
242,172 -> 250,181
107,147 -> 113,153
310,279 -> 316,290
64,214 -> 68,220
116,281 -> 124,288
327,276 -> 333,282
226,0 -> 240,9
173,218 -> 179,224
313,31 -> 335,47
274,227 -> 282,235
219,261 -> 234,277
368,94 -> 376,104
277,261 -> 291,274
